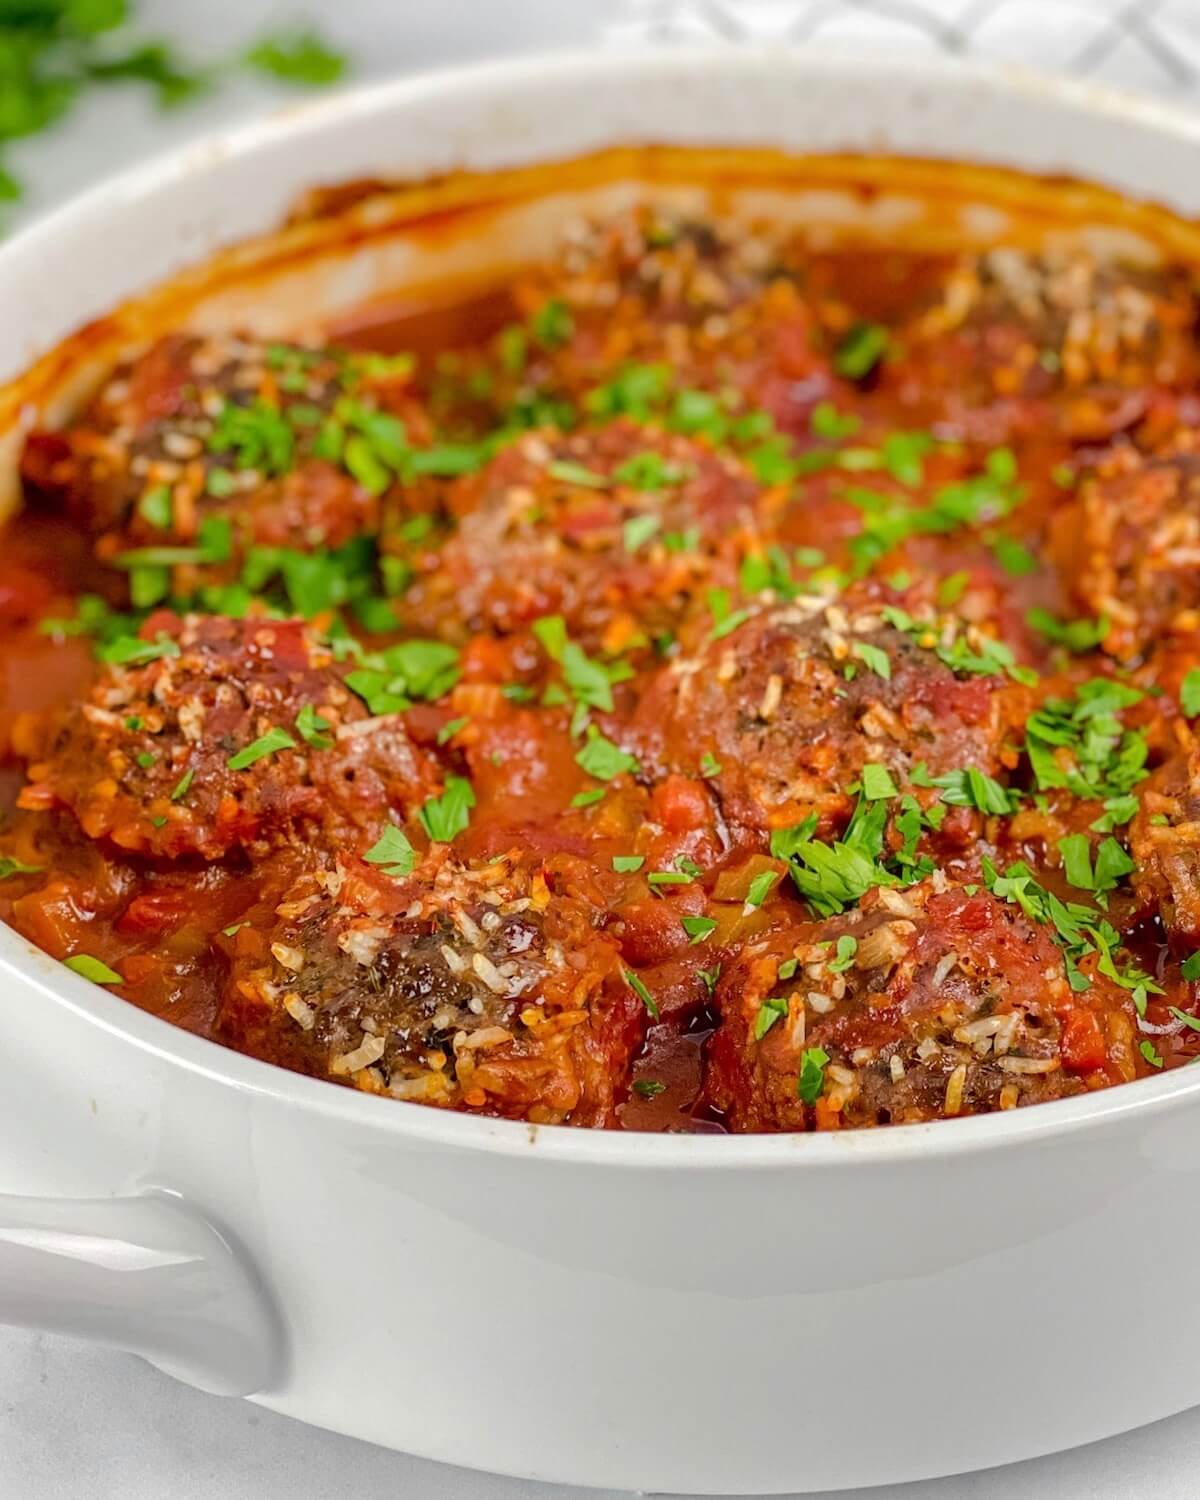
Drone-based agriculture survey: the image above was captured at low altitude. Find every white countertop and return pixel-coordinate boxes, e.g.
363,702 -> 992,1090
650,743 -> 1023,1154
5,1 -> 1200,1494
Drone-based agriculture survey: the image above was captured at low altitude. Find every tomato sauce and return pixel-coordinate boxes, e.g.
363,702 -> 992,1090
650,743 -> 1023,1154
4,201 -> 1200,1130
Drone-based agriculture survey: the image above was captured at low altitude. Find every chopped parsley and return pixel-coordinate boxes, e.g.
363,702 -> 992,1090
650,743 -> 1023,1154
227,727 -> 296,770
418,776 -> 476,843
169,769 -> 194,802
624,969 -> 660,1019
623,514 -> 661,552
546,459 -> 607,489
851,641 -> 891,680
632,1078 -> 667,1099
911,763 -> 1019,816
0,857 -> 42,881
97,634 -> 180,666
811,401 -> 861,442
1182,951 -> 1200,982
138,486 -> 173,529
797,1046 -> 831,1103
613,452 -> 686,490
295,703 -> 333,749
436,716 -> 469,747
699,752 -> 722,778
63,954 -> 122,985
1182,669 -> 1200,718
612,855 -> 645,873
1027,608 -> 1109,654
363,824 -> 417,878
1024,679 -> 1148,803
531,299 -> 574,348
860,763 -> 898,801
706,587 -> 751,642
1056,833 -> 1134,901
834,322 -> 888,379
575,727 -> 638,782
681,915 -> 718,944
770,796 -> 899,917
827,935 -> 858,973
744,870 -> 780,909
754,996 -> 789,1041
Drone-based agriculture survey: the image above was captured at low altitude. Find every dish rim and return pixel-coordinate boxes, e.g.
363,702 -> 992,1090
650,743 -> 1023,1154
7,43 -> 1200,1166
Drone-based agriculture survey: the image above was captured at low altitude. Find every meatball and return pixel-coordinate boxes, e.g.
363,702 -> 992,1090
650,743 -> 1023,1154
221,846 -> 644,1124
18,614 -> 438,860
396,420 -> 760,650
632,594 -> 1030,837
883,248 -> 1200,443
1048,439 -> 1200,659
431,208 -> 846,442
1129,745 -> 1200,946
20,334 -> 432,588
703,881 -> 1132,1131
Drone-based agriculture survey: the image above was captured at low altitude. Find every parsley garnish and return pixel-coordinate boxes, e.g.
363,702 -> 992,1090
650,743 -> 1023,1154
623,514 -> 661,552
1027,608 -> 1109,653
797,1046 -> 831,1102
860,763 -> 898,801
770,796 -> 899,916
624,969 -> 660,1019
754,996 -> 789,1040
744,870 -> 780,908
63,954 -> 122,985
911,763 -> 1019,815
418,777 -> 476,843
612,855 -> 645,873
227,727 -> 296,770
1182,670 -> 1200,718
363,825 -> 416,878
613,452 -> 685,490
827,935 -> 857,972
1024,679 -> 1148,802
681,915 -> 717,944
98,634 -> 180,666
295,703 -> 333,749
632,1078 -> 667,1099
851,641 -> 891,680
834,322 -> 888,379
547,459 -> 607,489
0,857 -> 42,880
575,728 -> 638,782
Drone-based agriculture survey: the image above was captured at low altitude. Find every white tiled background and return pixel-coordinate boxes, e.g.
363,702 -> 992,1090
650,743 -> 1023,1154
3,2 -> 1197,1496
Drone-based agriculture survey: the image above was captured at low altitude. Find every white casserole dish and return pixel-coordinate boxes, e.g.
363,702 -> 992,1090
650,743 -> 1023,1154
3,49 -> 1200,1495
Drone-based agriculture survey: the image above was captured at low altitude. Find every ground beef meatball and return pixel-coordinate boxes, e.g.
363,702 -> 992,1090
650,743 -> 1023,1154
395,420 -> 762,650
431,208 -> 847,441
19,334 -> 432,587
221,846 -> 644,1124
17,613 -> 438,860
883,249 -> 1200,444
1129,744 -> 1200,946
703,881 -> 1134,1131
1048,438 -> 1200,660
632,593 -> 1030,837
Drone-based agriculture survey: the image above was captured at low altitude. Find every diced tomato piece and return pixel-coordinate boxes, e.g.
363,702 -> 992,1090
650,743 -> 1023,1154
117,891 -> 193,936
1061,1009 -> 1107,1074
650,775 -> 711,834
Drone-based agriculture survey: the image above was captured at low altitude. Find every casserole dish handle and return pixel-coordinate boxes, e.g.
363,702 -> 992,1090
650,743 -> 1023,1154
0,1190 -> 283,1395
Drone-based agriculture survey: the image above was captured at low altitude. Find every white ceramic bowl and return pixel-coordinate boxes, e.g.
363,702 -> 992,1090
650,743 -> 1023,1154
5,49 -> 1200,1496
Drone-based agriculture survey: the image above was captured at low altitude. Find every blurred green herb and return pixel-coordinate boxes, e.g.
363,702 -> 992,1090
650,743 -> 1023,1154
0,4 -> 347,209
